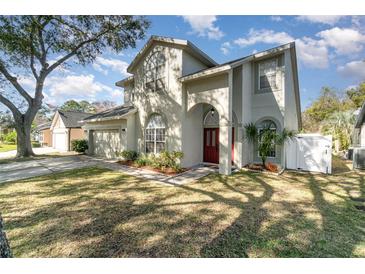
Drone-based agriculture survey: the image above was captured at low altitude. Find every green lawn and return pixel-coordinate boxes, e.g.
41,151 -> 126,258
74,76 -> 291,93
0,166 -> 364,257
0,144 -> 17,152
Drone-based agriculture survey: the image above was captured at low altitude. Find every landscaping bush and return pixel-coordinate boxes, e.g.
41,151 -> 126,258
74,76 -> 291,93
119,150 -> 139,161
32,141 -> 41,148
152,150 -> 184,171
134,154 -> 150,167
71,139 -> 88,153
3,131 -> 16,144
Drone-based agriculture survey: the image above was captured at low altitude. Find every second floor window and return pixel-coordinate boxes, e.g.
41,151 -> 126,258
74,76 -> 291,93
145,51 -> 165,92
258,59 -> 278,90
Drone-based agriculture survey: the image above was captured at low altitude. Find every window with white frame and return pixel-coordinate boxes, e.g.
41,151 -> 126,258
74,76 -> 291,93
258,120 -> 277,158
258,59 -> 278,90
144,50 -> 165,93
145,114 -> 166,154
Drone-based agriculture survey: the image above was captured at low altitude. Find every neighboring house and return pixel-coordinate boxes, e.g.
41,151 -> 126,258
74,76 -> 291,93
353,102 -> 365,147
34,122 -> 52,147
50,110 -> 91,151
83,35 -> 301,175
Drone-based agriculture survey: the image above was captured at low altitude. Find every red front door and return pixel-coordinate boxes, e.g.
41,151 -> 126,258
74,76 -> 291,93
204,128 -> 219,163
204,128 -> 235,164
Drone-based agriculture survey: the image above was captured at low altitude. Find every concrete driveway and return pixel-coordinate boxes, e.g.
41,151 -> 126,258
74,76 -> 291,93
0,155 -> 99,183
0,147 -> 61,159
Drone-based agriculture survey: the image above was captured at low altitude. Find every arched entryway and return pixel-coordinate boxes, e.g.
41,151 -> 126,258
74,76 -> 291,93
203,107 -> 235,164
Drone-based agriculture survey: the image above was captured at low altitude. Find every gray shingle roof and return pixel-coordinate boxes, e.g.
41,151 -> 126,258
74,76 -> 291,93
35,122 -> 51,131
58,110 -> 94,128
83,104 -> 136,121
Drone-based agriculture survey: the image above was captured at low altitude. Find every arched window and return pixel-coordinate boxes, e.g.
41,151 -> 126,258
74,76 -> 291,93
204,108 -> 219,127
257,119 -> 277,157
145,114 -> 166,154
144,51 -> 165,92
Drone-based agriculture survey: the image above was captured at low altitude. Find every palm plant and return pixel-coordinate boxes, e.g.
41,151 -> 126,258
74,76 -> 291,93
244,122 -> 296,167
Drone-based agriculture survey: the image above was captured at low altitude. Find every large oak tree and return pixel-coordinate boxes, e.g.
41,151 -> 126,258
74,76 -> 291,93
0,16 -> 149,157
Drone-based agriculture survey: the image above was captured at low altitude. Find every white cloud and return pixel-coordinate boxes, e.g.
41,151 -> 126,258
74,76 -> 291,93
233,29 -> 328,68
231,27 -> 365,69
295,37 -> 329,69
92,63 -> 108,75
182,16 -> 224,40
296,16 -> 345,25
337,60 -> 365,81
233,28 -> 293,47
270,16 -> 283,22
93,57 -> 130,76
220,42 -> 231,55
316,27 -> 365,55
18,76 -> 36,90
110,89 -> 123,98
46,74 -> 112,99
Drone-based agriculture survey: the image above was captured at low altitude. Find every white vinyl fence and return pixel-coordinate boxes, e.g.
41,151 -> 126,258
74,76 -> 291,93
286,134 -> 332,174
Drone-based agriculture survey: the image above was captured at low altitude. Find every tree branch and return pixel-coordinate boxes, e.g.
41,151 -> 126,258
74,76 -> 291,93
0,92 -> 22,118
0,61 -> 33,105
45,27 -> 113,76
29,29 -> 39,81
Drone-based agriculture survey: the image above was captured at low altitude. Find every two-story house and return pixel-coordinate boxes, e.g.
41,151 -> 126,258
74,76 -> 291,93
82,36 -> 301,175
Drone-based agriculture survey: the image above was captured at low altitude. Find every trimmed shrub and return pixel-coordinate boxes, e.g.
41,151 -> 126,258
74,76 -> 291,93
135,154 -> 150,167
119,150 -> 139,161
32,141 -> 41,148
71,139 -> 88,153
151,150 -> 184,171
3,131 -> 16,144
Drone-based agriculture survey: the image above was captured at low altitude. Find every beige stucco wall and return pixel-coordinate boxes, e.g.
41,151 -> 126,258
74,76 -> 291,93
41,129 -> 52,147
130,44 -> 184,154
70,128 -> 86,142
86,42 -> 301,174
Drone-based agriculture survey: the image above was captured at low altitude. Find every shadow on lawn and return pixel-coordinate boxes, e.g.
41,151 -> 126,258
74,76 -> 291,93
200,171 -> 365,257
1,167 -> 365,257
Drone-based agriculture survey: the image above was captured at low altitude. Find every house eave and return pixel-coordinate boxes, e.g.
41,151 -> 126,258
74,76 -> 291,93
116,76 -> 134,87
180,65 -> 231,82
81,109 -> 137,123
127,35 -> 217,73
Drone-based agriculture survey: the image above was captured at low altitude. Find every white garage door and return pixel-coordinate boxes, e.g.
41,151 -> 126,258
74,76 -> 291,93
92,129 -> 121,158
53,132 -> 67,151
286,134 -> 332,174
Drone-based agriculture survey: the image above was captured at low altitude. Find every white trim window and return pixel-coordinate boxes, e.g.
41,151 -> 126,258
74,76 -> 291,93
258,59 -> 278,90
144,50 -> 166,93
145,114 -> 166,154
258,120 -> 277,158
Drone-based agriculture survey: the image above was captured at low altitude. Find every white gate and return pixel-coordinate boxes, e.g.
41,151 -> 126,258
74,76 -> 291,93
286,134 -> 332,174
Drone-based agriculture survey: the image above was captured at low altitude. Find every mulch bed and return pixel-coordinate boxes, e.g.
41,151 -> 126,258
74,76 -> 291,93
117,160 -> 188,176
243,163 -> 279,173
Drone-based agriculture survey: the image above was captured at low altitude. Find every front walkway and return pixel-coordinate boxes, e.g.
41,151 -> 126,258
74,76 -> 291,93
81,155 -> 217,186
0,155 -> 217,185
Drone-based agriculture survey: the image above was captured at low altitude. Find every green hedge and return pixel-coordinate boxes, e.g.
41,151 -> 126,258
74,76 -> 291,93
71,139 -> 88,153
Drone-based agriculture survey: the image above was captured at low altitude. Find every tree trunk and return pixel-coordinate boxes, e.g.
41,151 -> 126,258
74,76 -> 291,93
0,214 -> 12,258
15,117 -> 35,158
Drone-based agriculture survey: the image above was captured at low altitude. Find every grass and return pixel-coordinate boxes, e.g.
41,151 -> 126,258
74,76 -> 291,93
332,154 -> 353,174
0,144 -> 17,153
0,165 -> 364,258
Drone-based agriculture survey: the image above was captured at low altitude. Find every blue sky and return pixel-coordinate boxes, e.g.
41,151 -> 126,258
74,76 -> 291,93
7,15 -> 365,111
